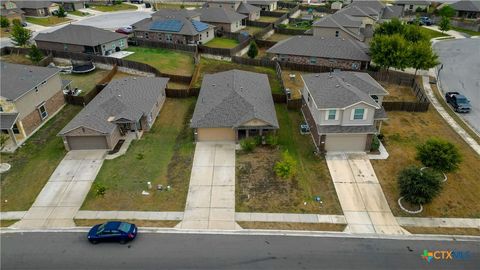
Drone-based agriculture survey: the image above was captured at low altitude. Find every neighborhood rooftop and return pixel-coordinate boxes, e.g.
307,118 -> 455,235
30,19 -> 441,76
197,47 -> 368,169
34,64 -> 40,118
197,7 -> 247,23
35,25 -> 127,47
134,15 -> 213,35
450,0 -> 480,12
191,70 -> 279,129
152,9 -> 200,19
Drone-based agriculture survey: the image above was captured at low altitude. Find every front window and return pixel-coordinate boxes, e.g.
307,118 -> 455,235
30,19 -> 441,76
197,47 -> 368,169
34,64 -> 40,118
328,110 -> 336,120
353,108 -> 365,120
310,57 -> 317,64
119,40 -> 124,47
63,44 -> 68,51
38,103 -> 48,120
335,30 -> 339,37
166,34 -> 173,42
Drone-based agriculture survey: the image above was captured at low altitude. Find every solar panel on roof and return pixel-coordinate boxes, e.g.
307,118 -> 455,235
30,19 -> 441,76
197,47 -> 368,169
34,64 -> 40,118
149,19 -> 184,32
192,20 -> 209,32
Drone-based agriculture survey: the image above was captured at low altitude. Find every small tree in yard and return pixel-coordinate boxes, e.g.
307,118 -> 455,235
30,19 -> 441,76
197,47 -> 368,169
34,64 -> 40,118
416,138 -> 462,173
439,5 -> 455,18
11,24 -> 31,47
408,41 -> 439,76
398,166 -> 443,205
274,150 -> 297,180
439,16 -> 451,33
1,16 -> 10,28
370,34 -> 409,72
247,40 -> 258,59
28,45 -> 44,64
12,19 -> 21,27
57,6 -> 67,18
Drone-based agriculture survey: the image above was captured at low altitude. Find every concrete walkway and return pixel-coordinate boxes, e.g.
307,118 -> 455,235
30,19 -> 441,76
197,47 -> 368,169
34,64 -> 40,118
236,213 -> 346,224
75,211 -> 183,221
422,25 -> 467,39
422,76 -> 480,155
12,151 -> 106,229
176,142 -> 240,230
326,153 -> 408,235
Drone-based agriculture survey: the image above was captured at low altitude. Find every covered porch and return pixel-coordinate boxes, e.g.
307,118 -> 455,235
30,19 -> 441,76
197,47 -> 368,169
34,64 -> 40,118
0,113 -> 26,153
235,125 -> 277,142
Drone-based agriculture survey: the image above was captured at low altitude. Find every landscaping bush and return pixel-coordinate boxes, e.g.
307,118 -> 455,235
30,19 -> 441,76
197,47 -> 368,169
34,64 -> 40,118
370,135 -> 380,152
57,6 -> 66,17
94,183 -> 107,197
240,137 -> 258,152
274,150 -> 297,180
277,24 -> 287,29
247,40 -> 258,59
1,16 -> 10,28
28,45 -> 44,64
265,133 -> 279,146
398,166 -> 443,205
11,19 -> 21,27
377,133 -> 385,141
416,138 -> 462,173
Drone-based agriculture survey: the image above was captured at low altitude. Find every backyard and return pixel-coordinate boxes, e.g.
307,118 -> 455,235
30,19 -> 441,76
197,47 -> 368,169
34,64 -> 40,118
381,82 -> 418,102
194,57 -> 282,94
257,16 -> 279,23
0,105 -> 82,211
242,26 -> 264,35
281,70 -> 305,99
265,33 -> 292,42
124,47 -> 194,76
25,16 -> 71,26
371,109 -> 480,218
0,53 -> 34,65
88,3 -> 137,12
81,98 -> 196,211
61,69 -> 112,96
204,37 -> 239,49
236,105 -> 342,214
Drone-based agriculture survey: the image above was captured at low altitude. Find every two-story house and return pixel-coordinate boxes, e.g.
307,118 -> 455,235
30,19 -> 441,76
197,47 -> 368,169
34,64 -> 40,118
0,62 -> 66,152
301,71 -> 388,152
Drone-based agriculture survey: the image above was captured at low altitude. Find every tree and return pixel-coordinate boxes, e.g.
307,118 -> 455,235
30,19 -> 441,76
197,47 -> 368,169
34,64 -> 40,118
439,16 -> 450,33
439,5 -> 455,18
10,24 -> 31,47
403,25 -> 427,43
247,40 -> 258,59
374,18 -> 404,36
369,34 -> 409,71
398,166 -> 443,205
274,150 -> 297,180
0,16 -> 10,28
57,6 -> 67,17
416,138 -> 462,173
408,41 -> 439,75
28,45 -> 44,64
11,18 -> 21,27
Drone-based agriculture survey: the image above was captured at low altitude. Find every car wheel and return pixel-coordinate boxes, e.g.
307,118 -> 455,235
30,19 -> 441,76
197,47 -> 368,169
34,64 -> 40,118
89,240 -> 98,245
119,239 -> 127,245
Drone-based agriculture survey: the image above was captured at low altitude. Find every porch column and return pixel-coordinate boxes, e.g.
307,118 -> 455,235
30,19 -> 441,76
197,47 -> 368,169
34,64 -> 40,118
378,121 -> 383,133
259,129 -> 263,136
246,129 -> 249,138
7,129 -> 18,146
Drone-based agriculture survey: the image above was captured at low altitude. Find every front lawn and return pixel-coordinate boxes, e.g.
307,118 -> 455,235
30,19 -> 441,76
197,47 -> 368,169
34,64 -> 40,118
371,109 -> 480,218
236,105 -> 342,214
451,26 -> 480,36
89,3 -> 137,12
238,222 -> 346,231
61,69 -> 112,96
0,105 -> 82,211
25,16 -> 71,26
75,219 -> 179,228
68,10 -> 90,16
204,37 -> 239,49
81,98 -> 196,211
194,57 -> 282,94
420,27 -> 449,40
124,47 -> 195,76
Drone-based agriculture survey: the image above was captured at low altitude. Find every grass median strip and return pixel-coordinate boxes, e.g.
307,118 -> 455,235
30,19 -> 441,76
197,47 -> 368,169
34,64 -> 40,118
402,226 -> 480,236
238,222 -> 346,231
0,220 -> 19,227
74,219 -> 179,228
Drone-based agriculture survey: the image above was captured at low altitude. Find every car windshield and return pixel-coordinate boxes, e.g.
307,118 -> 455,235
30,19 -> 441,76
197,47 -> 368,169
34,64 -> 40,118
97,223 -> 106,235
118,222 -> 132,233
457,98 -> 468,104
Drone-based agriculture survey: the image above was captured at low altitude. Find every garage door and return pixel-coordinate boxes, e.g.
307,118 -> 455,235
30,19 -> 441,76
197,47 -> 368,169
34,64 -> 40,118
325,134 -> 367,152
197,128 -> 235,142
67,136 -> 108,150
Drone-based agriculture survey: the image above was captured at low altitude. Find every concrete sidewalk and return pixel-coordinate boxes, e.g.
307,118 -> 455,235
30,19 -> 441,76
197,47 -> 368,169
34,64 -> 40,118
327,153 -> 408,235
176,142 -> 240,230
12,151 -> 105,229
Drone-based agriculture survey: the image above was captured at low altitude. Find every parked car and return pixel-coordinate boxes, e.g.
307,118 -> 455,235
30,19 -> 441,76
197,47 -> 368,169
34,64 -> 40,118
87,221 -> 137,244
445,92 -> 471,113
115,26 -> 133,34
408,16 -> 433,26
130,0 -> 143,3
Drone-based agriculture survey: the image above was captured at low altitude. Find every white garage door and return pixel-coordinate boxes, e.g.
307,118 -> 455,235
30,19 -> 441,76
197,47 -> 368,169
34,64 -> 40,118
67,136 -> 108,150
325,134 -> 367,152
197,128 -> 235,142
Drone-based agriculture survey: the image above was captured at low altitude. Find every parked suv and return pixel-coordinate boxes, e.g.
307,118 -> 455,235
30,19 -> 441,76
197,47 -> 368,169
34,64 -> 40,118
445,92 -> 471,113
408,16 -> 433,26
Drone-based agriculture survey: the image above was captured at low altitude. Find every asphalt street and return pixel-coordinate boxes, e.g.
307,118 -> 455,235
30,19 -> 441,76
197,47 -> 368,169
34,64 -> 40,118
1,232 -> 479,270
72,11 -> 152,30
434,38 -> 480,133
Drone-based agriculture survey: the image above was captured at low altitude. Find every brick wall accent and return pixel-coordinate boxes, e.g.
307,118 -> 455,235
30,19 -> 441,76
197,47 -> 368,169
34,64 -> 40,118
21,90 -> 65,136
20,107 -> 42,136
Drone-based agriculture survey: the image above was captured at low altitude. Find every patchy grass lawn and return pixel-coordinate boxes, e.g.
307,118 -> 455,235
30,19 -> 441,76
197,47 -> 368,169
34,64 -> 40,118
282,70 -> 305,99
0,54 -> 34,65
257,16 -> 279,23
89,3 -> 137,12
167,81 -> 190,89
1,27 -> 11,38
81,98 -> 196,211
204,37 -> 239,49
242,26 -> 264,35
0,220 -> 19,227
238,222 -> 346,231
74,219 -> 179,228
25,16 -> 71,26
194,57 -> 282,94
420,27 -> 449,40
371,109 -> 480,218
61,69 -> 112,96
402,226 -> 480,236
381,82 -> 418,102
266,33 -> 292,42
125,47 -> 194,76
236,105 -> 342,214
68,10 -> 90,16
0,105 -> 82,211
111,71 -> 134,80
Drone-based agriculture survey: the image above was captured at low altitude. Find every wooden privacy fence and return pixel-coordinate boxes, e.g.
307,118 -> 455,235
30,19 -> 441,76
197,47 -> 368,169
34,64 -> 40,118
273,13 -> 289,26
382,102 -> 429,112
254,38 -> 277,48
275,27 -> 311,35
165,88 -> 199,98
260,10 -> 286,17
253,24 -> 273,39
246,20 -> 271,28
278,1 -> 298,9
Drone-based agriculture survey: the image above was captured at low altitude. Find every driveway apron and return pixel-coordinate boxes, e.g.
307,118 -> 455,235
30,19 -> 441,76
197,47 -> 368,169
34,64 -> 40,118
326,153 -> 408,235
13,150 -> 106,229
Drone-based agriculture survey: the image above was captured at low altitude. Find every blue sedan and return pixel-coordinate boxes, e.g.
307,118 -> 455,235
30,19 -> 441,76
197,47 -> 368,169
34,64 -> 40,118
87,221 -> 137,244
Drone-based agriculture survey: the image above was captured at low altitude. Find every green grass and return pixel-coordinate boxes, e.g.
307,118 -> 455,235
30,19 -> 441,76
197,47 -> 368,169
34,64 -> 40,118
68,10 -> 90,16
0,105 -> 82,211
81,98 -> 196,211
154,3 -> 200,9
420,27 -> 449,40
60,69 -> 112,96
25,16 -> 71,26
204,37 -> 239,49
194,57 -> 282,94
125,47 -> 194,76
242,26 -> 264,35
257,16 -> 279,23
451,26 -> 480,36
89,3 -> 137,12
0,220 -> 19,227
266,33 -> 292,42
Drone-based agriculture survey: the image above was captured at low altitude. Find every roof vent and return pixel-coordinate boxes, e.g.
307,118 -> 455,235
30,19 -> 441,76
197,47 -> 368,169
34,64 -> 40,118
107,116 -> 115,122
335,84 -> 340,88
212,84 -> 216,86
118,94 -> 121,97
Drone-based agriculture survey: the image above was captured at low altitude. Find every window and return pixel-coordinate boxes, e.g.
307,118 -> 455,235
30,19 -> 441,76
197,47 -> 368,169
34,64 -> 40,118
206,31 -> 209,37
328,110 -> 336,120
166,34 -> 173,42
371,95 -> 379,103
63,44 -> 68,51
309,57 -> 317,64
409,5 -> 414,9
35,87 -> 39,93
145,32 -> 149,39
119,40 -> 124,47
335,30 -> 339,37
353,108 -> 365,120
0,106 -> 3,112
38,103 -> 48,120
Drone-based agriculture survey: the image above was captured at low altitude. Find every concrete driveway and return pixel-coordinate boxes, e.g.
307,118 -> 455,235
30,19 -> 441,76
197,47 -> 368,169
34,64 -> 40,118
177,142 -> 239,230
13,150 -> 105,229
326,153 -> 407,235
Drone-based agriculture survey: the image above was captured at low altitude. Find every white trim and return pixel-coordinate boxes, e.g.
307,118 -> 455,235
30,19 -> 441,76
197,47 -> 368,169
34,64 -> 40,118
363,108 -> 368,120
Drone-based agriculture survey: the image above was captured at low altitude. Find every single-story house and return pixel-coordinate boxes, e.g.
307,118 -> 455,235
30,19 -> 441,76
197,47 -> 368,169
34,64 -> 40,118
301,71 -> 388,152
133,12 -> 215,45
204,0 -> 261,21
394,0 -> 431,13
312,12 -> 372,42
198,7 -> 247,32
191,69 -> 279,142
51,0 -> 86,12
14,0 -> 59,17
58,77 -> 169,151
236,1 -> 261,21
35,25 -> 128,56
247,0 -> 277,11
449,0 -> 480,19
0,62 -> 66,152
151,9 -> 201,20
266,36 -> 371,70
0,1 -> 25,22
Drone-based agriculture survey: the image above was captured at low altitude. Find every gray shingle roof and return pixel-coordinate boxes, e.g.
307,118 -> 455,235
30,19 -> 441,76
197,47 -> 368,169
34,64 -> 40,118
0,113 -> 19,129
35,25 -> 126,47
152,9 -> 201,19
302,71 -> 388,109
374,106 -> 387,120
381,5 -> 404,20
15,1 -> 54,9
198,7 -> 246,23
247,0 -> 277,4
191,70 -> 278,129
59,77 -> 169,135
317,124 -> 377,134
312,12 -> 364,40
450,0 -> 480,12
267,36 -> 370,61
0,62 -> 60,101
237,2 -> 260,14
394,0 -> 431,5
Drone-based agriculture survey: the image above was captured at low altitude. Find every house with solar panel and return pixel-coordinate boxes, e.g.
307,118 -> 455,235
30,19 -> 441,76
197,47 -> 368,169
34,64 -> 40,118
132,11 -> 215,45
197,7 -> 247,33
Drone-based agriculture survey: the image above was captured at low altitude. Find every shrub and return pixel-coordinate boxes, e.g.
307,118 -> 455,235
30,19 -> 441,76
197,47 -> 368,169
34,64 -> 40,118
28,45 -> 44,64
416,138 -> 462,173
247,40 -> 258,59
274,150 -> 297,180
370,135 -> 380,152
94,183 -> 107,197
398,166 -> 443,205
57,6 -> 66,17
377,133 -> 385,141
0,16 -> 9,28
265,133 -> 279,146
240,137 -> 258,152
277,24 -> 287,29
11,19 -> 21,27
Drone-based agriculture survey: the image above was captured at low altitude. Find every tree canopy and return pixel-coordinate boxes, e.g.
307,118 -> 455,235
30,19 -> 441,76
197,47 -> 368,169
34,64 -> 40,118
416,138 -> 462,173
10,24 -> 31,47
398,166 -> 443,205
370,34 -> 410,71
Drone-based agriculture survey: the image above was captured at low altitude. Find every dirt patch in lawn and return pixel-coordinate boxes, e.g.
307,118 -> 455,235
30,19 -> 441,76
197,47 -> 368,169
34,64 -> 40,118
403,226 -> 480,236
0,54 -> 34,65
74,219 -> 179,228
381,82 -> 418,102
238,222 -> 346,231
282,70 -> 304,99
